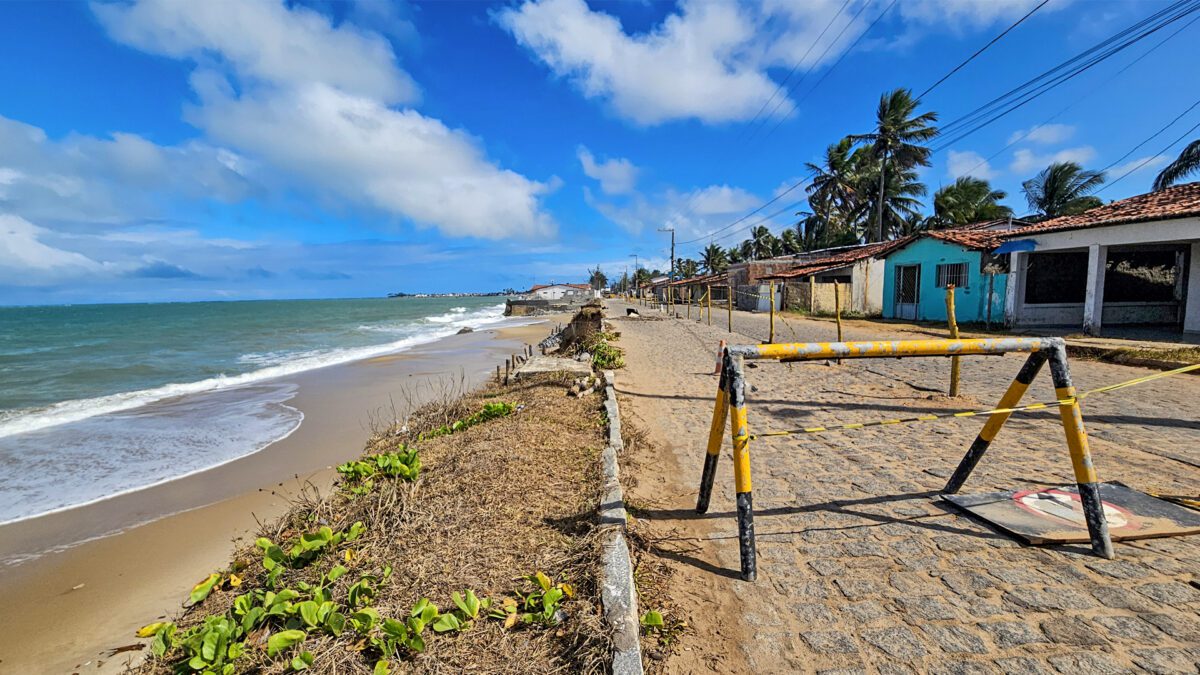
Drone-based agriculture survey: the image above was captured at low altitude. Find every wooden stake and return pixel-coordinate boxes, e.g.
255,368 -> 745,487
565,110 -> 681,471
946,284 -> 961,397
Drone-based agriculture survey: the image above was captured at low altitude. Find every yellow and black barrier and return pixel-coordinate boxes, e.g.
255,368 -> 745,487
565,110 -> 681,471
698,337 -> 1119,582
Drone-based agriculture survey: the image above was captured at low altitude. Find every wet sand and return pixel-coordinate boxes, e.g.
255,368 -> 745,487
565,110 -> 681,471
0,317 -> 564,674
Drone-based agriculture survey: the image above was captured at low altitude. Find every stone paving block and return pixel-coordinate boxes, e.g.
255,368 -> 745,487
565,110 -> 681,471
1144,613 -> 1200,641
927,661 -> 1000,675
1084,560 -> 1155,580
1092,615 -> 1163,642
834,577 -> 884,599
794,603 -> 837,623
1004,587 -> 1096,611
940,571 -> 999,596
897,595 -> 961,621
923,625 -> 989,654
1046,651 -> 1130,674
1130,648 -> 1196,675
862,626 -> 928,659
809,559 -> 845,577
800,630 -> 859,654
1040,616 -> 1109,646
1092,586 -> 1161,612
994,657 -> 1054,675
979,621 -> 1046,648
845,600 -> 889,624
1136,582 -> 1200,606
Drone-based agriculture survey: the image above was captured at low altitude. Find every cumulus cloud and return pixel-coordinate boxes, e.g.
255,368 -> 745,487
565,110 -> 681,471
95,0 -> 556,240
577,146 -> 638,195
586,183 -> 761,238
946,150 -> 996,180
1010,146 -> 1098,175
92,0 -> 417,104
1007,123 -> 1076,145
499,0 -> 1057,125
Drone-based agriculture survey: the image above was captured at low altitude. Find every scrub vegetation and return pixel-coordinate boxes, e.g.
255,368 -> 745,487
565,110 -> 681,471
133,372 -> 611,674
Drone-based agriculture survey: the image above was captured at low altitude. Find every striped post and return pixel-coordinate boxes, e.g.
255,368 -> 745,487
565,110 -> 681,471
727,352 -> 756,581
696,354 -> 730,515
943,351 -> 1048,493
1048,344 -> 1114,559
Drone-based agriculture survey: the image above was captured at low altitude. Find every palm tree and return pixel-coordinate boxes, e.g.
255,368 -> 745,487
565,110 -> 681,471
1154,139 -> 1200,190
860,160 -> 927,239
732,240 -> 753,263
931,176 -> 1013,227
674,258 -> 699,279
1021,161 -> 1106,219
587,265 -> 607,290
779,229 -> 802,255
747,225 -> 778,260
807,138 -> 864,218
851,89 -> 939,242
700,243 -> 727,274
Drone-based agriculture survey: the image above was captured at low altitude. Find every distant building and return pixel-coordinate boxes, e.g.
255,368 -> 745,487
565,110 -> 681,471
1001,183 -> 1200,335
762,241 -> 907,317
527,283 -> 597,301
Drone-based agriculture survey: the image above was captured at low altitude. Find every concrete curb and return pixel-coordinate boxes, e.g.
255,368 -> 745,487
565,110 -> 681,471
599,369 -> 644,675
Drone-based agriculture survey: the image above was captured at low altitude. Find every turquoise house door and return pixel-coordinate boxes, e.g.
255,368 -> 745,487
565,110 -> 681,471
894,265 -> 920,320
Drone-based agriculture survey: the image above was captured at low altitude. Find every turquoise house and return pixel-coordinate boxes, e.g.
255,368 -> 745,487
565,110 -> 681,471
881,229 -> 1009,324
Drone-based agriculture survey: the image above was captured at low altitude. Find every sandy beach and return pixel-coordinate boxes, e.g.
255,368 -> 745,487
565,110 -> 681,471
0,316 -> 565,674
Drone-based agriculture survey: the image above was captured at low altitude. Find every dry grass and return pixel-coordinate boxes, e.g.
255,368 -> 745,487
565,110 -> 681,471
134,372 -> 612,674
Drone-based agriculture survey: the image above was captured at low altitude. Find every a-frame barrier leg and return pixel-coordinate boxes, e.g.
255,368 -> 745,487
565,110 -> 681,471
727,354 -> 757,581
1048,344 -> 1115,559
943,351 -> 1048,493
696,355 -> 730,514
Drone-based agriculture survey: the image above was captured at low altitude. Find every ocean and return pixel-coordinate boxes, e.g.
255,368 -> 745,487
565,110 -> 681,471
0,297 -> 513,525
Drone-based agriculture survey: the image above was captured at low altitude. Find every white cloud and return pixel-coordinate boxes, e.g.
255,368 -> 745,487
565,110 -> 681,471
586,183 -> 761,238
0,215 -> 103,282
899,0 -> 1065,32
577,146 -> 638,195
93,0 -> 417,104
499,0 -> 1059,125
1108,155 -> 1169,177
1007,123 -> 1076,146
498,0 -> 783,126
1010,146 -> 1098,175
95,0 -> 556,241
946,150 -> 996,180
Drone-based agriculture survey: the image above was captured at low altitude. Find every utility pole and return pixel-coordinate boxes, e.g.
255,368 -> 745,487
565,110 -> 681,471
658,226 -> 675,280
629,254 -> 639,296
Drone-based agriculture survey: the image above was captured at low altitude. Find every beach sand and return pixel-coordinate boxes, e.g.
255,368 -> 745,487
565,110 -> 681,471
0,316 -> 565,674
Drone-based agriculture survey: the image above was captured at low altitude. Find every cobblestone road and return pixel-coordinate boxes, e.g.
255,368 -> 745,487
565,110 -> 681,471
611,299 -> 1200,674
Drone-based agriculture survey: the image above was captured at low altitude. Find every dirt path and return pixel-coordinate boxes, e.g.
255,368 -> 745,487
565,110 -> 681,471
611,299 -> 1200,674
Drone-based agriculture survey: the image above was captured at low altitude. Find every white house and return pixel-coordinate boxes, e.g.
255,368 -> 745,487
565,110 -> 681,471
1001,182 -> 1200,335
527,283 -> 596,301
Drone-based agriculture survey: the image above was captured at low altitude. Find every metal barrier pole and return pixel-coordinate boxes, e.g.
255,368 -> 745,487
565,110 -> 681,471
834,281 -> 843,365
943,351 -> 1048,493
1048,343 -> 1115,559
696,356 -> 730,514
946,285 -> 961,396
727,353 -> 756,581
768,281 -> 776,343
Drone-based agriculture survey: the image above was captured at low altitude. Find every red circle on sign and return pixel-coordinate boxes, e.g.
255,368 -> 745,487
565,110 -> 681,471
1011,488 -> 1139,532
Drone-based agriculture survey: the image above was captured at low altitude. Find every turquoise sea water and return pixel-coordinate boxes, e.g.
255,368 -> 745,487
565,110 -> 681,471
0,297 -> 511,526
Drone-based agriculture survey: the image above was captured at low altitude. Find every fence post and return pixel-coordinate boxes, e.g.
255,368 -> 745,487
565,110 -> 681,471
946,284 -> 961,397
834,280 -> 844,364
706,285 -> 712,326
727,287 -> 733,333
768,281 -> 776,343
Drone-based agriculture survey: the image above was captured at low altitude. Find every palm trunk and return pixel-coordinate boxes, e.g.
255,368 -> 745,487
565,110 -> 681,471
875,154 -> 887,243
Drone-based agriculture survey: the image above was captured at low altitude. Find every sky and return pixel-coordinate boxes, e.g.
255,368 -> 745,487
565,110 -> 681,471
1,0 -> 1198,305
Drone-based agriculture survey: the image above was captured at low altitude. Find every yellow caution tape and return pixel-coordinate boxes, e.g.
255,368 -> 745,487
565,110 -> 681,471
750,362 -> 1200,439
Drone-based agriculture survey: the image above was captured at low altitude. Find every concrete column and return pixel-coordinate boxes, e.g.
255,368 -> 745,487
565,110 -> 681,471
1004,251 -> 1023,327
1083,244 -> 1108,336
1185,242 -> 1200,333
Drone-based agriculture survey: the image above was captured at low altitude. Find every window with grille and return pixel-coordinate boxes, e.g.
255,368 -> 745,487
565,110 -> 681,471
935,262 -> 969,289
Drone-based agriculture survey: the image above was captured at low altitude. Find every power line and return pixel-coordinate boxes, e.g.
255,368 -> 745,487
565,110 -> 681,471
675,178 -> 808,245
1099,117 -> 1200,194
951,10 -> 1200,178
1099,95 -> 1200,174
915,0 -> 1050,100
930,0 -> 1200,152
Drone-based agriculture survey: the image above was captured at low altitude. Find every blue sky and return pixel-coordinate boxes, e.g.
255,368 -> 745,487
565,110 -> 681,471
1,0 -> 1197,305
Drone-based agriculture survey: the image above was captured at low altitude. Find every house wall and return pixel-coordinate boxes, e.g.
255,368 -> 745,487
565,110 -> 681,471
1007,219 -> 1200,332
533,285 -> 588,301
881,238 -> 1007,323
728,259 -> 804,310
